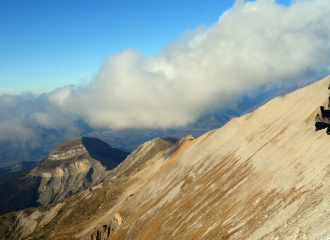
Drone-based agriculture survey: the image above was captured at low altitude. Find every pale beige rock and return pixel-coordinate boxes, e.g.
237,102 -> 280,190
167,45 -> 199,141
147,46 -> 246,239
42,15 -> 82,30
114,213 -> 123,225
48,144 -> 87,160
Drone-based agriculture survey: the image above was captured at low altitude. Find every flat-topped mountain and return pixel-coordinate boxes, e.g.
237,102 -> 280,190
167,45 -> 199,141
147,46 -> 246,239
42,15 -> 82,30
0,137 -> 129,216
30,137 -> 128,178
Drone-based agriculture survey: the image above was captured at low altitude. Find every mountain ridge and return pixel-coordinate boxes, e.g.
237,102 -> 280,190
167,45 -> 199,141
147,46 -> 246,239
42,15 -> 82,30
2,75 -> 330,239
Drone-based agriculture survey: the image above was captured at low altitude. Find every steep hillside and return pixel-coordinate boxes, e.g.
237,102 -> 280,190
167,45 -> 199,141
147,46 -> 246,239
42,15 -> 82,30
2,75 -> 330,239
0,137 -> 129,216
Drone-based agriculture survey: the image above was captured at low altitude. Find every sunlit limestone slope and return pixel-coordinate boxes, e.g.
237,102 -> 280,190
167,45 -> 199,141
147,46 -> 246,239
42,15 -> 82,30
104,75 -> 330,239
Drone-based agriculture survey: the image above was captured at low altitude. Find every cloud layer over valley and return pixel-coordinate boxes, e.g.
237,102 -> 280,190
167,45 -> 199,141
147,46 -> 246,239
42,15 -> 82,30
2,0 -> 330,145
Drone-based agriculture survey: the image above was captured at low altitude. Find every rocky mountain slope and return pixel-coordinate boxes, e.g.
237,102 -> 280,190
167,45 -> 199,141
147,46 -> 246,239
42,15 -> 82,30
2,75 -> 330,239
0,137 -> 129,216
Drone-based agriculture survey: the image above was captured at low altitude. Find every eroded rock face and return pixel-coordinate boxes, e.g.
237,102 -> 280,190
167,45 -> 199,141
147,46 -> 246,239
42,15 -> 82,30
88,225 -> 114,240
33,158 -> 110,205
27,137 -> 129,205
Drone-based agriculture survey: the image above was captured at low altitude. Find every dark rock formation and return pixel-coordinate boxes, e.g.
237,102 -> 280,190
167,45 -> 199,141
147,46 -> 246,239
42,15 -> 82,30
315,91 -> 330,132
88,225 -> 114,240
86,213 -> 123,240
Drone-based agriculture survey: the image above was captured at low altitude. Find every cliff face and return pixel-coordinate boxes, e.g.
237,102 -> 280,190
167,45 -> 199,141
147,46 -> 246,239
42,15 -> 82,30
0,137 -> 129,215
3,75 -> 330,240
29,158 -> 107,205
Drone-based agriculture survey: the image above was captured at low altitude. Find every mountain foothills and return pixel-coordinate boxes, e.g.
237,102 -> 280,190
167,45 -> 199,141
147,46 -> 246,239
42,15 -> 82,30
0,137 -> 129,216
2,75 -> 330,239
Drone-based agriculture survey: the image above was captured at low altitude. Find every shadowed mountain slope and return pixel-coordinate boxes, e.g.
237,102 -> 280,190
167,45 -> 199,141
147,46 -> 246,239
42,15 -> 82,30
2,75 -> 330,239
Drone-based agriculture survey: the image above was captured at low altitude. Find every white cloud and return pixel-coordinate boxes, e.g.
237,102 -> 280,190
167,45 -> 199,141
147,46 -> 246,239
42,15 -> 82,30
49,0 -> 330,129
48,85 -> 74,107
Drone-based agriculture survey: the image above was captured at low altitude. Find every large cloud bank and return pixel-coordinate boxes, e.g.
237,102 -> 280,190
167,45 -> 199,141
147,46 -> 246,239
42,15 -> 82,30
48,0 -> 330,129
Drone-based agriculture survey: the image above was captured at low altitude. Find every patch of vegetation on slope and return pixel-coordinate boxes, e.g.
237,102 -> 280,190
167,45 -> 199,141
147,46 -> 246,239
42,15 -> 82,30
0,169 -> 27,184
0,160 -> 38,173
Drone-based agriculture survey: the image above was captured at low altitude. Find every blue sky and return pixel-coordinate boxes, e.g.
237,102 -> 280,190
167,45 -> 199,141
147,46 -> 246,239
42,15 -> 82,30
0,0 -> 290,95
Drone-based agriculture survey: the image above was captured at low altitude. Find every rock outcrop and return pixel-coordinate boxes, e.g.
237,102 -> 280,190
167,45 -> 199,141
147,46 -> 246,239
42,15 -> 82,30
87,213 -> 123,240
315,91 -> 330,133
